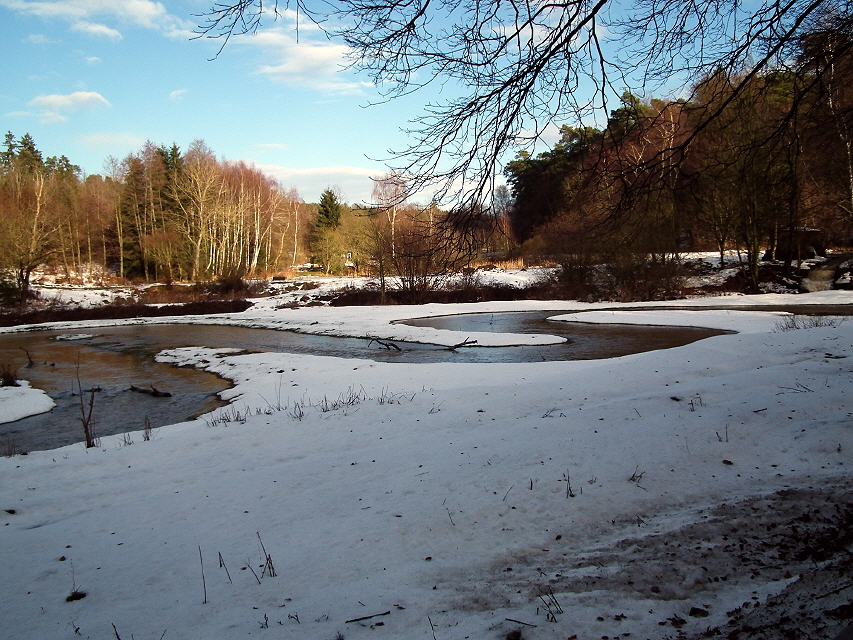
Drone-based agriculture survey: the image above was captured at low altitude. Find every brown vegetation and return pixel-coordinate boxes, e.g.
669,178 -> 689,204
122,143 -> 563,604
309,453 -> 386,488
0,299 -> 252,327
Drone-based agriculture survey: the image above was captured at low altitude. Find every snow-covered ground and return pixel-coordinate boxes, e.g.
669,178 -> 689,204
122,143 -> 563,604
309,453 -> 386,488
4,287 -> 851,345
0,380 -> 56,424
680,251 -> 832,292
32,282 -> 136,308
15,256 -> 840,311
24,267 -> 555,312
1,292 -> 852,639
550,309 -> 794,333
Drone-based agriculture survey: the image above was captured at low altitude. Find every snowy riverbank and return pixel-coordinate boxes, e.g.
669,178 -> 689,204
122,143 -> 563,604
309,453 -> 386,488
1,299 -> 851,639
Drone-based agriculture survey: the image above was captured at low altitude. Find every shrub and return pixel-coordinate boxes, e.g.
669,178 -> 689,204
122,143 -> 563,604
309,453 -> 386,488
775,315 -> 840,331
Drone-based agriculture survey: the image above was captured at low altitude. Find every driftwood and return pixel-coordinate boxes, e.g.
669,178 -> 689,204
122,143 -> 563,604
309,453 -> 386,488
447,337 -> 477,351
130,384 -> 172,398
368,338 -> 401,351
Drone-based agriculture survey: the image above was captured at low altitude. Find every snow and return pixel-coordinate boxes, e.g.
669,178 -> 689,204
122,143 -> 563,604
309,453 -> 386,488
25,267 -> 553,313
682,266 -> 740,289
447,266 -> 555,289
549,309 -> 796,333
4,287 -> 852,347
1,298 -> 852,639
269,275 -> 373,306
680,251 -> 832,291
267,268 -> 555,308
0,380 -> 55,423
54,333 -> 95,341
33,285 -> 135,308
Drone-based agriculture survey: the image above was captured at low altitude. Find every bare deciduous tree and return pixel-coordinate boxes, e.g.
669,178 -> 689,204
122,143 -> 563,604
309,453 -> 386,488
194,0 -> 846,221
371,172 -> 407,258
0,167 -> 60,302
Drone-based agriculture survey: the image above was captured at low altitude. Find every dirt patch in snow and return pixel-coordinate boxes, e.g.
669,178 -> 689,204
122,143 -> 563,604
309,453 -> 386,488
449,480 -> 852,639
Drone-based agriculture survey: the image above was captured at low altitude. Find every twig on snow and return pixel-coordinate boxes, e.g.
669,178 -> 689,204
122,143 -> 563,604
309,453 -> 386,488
345,610 -> 391,624
505,617 -> 537,627
198,546 -> 207,604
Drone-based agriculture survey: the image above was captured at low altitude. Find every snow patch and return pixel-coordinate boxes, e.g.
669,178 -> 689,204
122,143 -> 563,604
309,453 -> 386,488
549,309 -> 791,333
0,380 -> 55,423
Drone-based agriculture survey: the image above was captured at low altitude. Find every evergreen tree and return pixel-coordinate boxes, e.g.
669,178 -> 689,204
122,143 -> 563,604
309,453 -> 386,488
44,155 -> 81,178
117,156 -> 148,277
504,125 -> 600,241
15,133 -> 44,173
1,131 -> 16,171
317,188 -> 342,227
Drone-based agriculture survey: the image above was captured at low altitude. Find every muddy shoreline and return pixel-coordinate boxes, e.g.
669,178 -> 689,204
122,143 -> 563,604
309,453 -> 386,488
0,299 -> 252,327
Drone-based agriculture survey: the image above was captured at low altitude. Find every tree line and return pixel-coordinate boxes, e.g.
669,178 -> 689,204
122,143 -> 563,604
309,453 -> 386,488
0,133 -> 497,305
0,134 -> 309,301
504,19 -> 853,292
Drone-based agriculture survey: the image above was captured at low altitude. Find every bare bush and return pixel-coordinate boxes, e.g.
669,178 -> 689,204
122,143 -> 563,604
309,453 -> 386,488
75,357 -> 98,448
775,315 -> 841,331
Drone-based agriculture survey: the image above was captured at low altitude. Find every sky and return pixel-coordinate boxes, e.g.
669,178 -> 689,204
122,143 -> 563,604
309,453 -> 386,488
0,0 -> 439,203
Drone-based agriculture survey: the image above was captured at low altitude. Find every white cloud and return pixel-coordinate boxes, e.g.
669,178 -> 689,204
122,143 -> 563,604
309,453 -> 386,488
39,111 -> 68,124
79,132 -> 144,150
277,8 -> 322,33
262,165 -> 376,179
85,55 -> 101,64
0,0 -> 163,25
253,143 -> 289,151
168,88 -> 188,102
30,90 -> 110,111
27,90 -> 108,125
4,110 -> 32,118
24,33 -> 54,44
517,121 -> 563,148
114,0 -> 168,28
71,20 -> 122,40
0,0 -> 190,37
257,163 -> 378,202
241,28 -> 372,95
162,24 -> 195,40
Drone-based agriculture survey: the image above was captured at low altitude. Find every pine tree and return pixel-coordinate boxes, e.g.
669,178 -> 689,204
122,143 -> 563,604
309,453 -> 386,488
15,133 -> 44,173
317,188 -> 342,228
0,131 -> 16,170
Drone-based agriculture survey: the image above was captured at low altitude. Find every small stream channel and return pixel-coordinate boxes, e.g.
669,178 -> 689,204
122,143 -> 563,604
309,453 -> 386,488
1,305 -> 843,452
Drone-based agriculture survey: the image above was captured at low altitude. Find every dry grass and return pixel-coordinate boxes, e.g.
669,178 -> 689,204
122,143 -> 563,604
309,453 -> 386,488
0,364 -> 18,387
1,437 -> 23,457
470,257 -> 525,270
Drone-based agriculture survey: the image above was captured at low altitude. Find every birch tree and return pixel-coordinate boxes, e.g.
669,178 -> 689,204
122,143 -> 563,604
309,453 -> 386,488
371,172 -> 407,258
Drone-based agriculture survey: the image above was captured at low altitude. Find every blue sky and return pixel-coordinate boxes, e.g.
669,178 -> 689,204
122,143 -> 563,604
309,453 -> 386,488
0,0 -> 434,203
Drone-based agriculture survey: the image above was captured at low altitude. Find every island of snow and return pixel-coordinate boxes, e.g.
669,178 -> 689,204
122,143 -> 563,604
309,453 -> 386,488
0,380 -> 55,423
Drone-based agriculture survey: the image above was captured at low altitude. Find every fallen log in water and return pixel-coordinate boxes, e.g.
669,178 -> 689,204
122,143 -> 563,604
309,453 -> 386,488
129,384 -> 172,398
